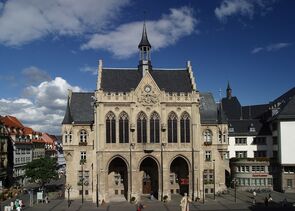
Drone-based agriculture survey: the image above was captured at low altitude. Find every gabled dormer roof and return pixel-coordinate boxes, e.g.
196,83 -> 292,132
62,97 -> 73,124
61,92 -> 94,125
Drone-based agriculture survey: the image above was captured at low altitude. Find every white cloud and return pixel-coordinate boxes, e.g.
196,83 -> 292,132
0,76 -> 83,134
215,0 -> 254,22
80,65 -> 97,75
215,0 -> 275,22
251,47 -> 264,54
81,7 -> 198,58
266,43 -> 292,52
0,0 -> 130,46
22,66 -> 51,85
251,42 -> 292,54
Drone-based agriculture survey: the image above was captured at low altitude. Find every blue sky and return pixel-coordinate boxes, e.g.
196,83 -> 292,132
0,0 -> 294,134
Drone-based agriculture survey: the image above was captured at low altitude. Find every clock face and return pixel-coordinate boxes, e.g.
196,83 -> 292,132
144,85 -> 151,93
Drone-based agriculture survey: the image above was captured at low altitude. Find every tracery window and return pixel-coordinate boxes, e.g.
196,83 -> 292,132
119,112 -> 129,143
80,130 -> 87,143
137,112 -> 147,143
106,112 -> 116,143
180,112 -> 190,143
203,129 -> 212,144
150,112 -> 160,143
168,112 -> 178,143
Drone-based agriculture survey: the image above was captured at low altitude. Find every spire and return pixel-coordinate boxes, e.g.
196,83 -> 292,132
138,20 -> 152,77
226,81 -> 232,99
138,22 -> 151,49
62,97 -> 73,124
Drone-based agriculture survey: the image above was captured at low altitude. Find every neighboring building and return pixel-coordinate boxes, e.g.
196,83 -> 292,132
270,87 -> 295,193
62,23 -> 229,203
26,127 -> 46,160
41,133 -> 57,158
0,117 -> 10,188
0,116 -> 33,186
55,135 -> 66,168
222,83 -> 274,190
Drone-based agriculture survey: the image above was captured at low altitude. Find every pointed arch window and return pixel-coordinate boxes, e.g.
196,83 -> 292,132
150,112 -> 160,143
80,130 -> 87,143
180,112 -> 190,143
203,129 -> 212,144
119,112 -> 129,143
168,112 -> 178,143
137,112 -> 147,143
106,112 -> 116,143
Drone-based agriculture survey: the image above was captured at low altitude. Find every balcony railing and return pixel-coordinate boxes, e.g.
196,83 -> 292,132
79,142 -> 87,146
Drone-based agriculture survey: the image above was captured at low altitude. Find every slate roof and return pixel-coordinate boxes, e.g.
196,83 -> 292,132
275,95 -> 295,120
242,104 -> 270,120
271,87 -> 295,120
221,97 -> 242,120
221,95 -> 271,135
62,92 -> 94,124
101,68 -> 193,93
199,92 -> 227,124
228,119 -> 271,136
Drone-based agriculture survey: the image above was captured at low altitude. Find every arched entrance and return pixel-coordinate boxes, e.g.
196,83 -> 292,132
170,156 -> 189,195
108,157 -> 128,201
139,157 -> 159,199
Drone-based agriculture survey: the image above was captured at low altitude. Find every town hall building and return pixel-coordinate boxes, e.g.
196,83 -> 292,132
62,23 -> 229,203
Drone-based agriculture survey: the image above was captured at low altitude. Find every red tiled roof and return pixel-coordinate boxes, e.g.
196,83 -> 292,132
0,116 -> 24,129
23,127 -> 33,135
32,139 -> 45,144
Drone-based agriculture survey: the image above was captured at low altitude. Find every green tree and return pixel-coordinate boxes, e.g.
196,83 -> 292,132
25,157 -> 58,188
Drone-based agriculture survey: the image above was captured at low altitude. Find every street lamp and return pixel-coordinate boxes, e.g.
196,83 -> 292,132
129,143 -> 135,202
161,142 -> 166,201
65,184 -> 72,208
232,178 -> 238,203
203,170 -> 205,204
213,159 -> 215,200
80,159 -> 86,204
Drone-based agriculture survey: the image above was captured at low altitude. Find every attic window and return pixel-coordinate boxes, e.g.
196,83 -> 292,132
229,127 -> 234,133
228,124 -> 234,133
249,123 -> 256,132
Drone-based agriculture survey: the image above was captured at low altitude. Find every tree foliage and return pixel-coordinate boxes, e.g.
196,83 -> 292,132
25,157 -> 58,187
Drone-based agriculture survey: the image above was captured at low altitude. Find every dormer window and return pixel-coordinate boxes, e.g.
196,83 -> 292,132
249,123 -> 256,132
228,124 -> 234,133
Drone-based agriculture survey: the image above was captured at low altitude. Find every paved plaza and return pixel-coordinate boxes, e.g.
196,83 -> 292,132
1,190 -> 295,211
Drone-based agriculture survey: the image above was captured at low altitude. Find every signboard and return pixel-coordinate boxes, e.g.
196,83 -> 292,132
180,178 -> 189,185
37,191 -> 43,201
252,174 -> 268,177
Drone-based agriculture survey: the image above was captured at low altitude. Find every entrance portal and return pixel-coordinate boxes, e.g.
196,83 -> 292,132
108,157 -> 128,201
170,157 -> 189,195
140,157 -> 159,199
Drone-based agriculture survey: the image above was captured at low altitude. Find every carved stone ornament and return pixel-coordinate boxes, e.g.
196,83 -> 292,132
138,92 -> 159,105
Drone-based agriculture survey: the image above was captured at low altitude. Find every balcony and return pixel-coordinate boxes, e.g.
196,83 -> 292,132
204,142 -> 212,146
79,142 -> 87,146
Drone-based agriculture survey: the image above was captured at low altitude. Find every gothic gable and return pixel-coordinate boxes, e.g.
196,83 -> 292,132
135,72 -> 161,106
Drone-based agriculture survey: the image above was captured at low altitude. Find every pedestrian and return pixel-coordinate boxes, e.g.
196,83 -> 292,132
10,201 -> 14,210
268,194 -> 272,203
180,193 -> 192,211
253,191 -> 256,198
264,197 -> 269,207
19,199 -> 23,208
137,202 -> 144,211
